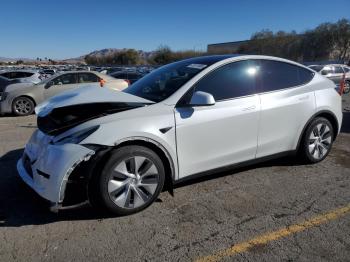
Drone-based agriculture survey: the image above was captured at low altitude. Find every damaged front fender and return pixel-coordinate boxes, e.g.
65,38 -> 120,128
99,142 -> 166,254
17,141 -> 95,209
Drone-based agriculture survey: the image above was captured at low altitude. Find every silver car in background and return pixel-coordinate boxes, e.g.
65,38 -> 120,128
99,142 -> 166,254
309,64 -> 350,93
0,71 -> 129,116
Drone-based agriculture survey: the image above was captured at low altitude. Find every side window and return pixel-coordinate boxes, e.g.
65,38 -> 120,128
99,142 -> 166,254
344,67 -> 350,73
259,60 -> 314,92
193,60 -> 257,101
78,73 -> 99,83
52,74 -> 77,85
1,72 -> 11,78
321,67 -> 333,75
334,66 -> 344,74
23,72 -> 34,77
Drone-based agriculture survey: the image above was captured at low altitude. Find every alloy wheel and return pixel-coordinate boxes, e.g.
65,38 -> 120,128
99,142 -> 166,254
107,156 -> 160,209
308,123 -> 332,160
14,99 -> 32,115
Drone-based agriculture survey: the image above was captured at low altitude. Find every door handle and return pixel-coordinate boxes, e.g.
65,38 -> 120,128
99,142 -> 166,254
242,105 -> 256,111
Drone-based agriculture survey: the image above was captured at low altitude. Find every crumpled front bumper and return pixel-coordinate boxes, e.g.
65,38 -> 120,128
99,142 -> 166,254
17,129 -> 95,210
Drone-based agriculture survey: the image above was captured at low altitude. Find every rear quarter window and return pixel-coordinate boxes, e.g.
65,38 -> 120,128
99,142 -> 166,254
259,60 -> 314,93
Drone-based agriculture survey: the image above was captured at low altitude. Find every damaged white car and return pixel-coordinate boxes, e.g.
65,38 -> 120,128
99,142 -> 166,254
17,55 -> 342,215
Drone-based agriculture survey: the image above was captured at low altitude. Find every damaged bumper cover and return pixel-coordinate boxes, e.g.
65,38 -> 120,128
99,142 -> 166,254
17,129 -> 95,211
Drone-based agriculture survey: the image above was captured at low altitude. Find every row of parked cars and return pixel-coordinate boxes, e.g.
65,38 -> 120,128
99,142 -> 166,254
0,68 -> 149,116
0,62 -> 348,117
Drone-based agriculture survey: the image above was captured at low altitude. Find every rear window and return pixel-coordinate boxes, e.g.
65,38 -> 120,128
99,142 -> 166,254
78,73 -> 99,83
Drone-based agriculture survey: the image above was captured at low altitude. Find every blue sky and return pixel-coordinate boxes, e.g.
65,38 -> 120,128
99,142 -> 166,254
0,0 -> 349,59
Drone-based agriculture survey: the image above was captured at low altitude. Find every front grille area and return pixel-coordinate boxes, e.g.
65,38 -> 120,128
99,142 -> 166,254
22,153 -> 33,178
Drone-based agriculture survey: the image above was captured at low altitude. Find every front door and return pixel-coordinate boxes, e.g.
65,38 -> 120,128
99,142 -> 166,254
174,60 -> 260,178
44,73 -> 78,99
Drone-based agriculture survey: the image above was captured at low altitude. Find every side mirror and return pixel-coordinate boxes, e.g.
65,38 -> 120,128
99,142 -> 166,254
189,91 -> 215,106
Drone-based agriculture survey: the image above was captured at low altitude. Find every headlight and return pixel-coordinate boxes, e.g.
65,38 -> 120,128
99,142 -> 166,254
0,92 -> 8,102
52,126 -> 99,145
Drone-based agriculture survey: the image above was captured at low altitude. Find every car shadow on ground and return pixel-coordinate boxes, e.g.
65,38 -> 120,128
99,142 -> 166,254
0,148 -> 305,227
341,111 -> 350,133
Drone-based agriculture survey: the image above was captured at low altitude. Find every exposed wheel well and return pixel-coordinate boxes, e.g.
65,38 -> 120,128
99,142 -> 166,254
114,140 -> 175,194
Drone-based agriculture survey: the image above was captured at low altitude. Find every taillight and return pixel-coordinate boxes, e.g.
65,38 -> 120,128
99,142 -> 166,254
338,73 -> 345,95
99,79 -> 106,87
124,79 -> 130,85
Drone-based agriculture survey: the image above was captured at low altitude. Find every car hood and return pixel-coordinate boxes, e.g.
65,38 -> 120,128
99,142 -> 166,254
36,85 -> 155,136
36,85 -> 154,116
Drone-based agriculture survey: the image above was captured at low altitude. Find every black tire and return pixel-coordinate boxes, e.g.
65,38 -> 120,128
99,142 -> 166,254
300,117 -> 334,163
89,145 -> 165,216
344,81 -> 350,94
12,96 -> 35,116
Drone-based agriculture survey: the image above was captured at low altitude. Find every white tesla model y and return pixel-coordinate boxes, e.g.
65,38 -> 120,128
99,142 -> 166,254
17,55 -> 342,215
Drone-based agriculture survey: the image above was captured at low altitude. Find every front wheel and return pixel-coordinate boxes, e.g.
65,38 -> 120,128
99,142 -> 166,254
89,145 -> 165,215
12,96 -> 35,116
300,117 -> 334,163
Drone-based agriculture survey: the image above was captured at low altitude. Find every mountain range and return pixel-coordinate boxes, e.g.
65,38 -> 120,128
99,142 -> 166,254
0,48 -> 156,63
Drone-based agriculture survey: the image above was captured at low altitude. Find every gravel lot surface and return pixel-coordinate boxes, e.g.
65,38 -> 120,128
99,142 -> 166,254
0,93 -> 349,262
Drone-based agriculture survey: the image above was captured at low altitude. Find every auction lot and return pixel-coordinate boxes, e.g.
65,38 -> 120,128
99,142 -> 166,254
0,95 -> 349,262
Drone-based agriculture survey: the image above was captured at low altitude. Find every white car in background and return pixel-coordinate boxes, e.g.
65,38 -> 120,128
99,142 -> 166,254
0,70 -> 42,84
17,55 -> 342,215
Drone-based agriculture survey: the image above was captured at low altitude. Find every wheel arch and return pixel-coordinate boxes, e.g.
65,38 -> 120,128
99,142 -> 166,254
114,137 -> 176,195
296,110 -> 340,151
12,95 -> 37,109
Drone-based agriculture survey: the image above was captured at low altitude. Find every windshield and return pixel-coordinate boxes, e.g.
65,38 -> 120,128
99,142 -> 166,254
123,59 -> 210,102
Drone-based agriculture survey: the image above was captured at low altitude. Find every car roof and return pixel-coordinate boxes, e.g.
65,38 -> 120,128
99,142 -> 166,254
175,55 -> 242,65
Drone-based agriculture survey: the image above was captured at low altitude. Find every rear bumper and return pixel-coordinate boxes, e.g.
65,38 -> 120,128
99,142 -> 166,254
17,129 -> 95,207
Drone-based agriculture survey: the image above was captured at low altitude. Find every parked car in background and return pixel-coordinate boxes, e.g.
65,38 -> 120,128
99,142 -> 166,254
17,55 -> 342,215
0,76 -> 20,104
40,69 -> 57,76
0,70 -> 42,84
110,71 -> 145,84
308,64 -> 350,94
0,71 -> 129,116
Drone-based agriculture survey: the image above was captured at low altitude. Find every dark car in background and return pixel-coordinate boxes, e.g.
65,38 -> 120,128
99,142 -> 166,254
309,64 -> 350,93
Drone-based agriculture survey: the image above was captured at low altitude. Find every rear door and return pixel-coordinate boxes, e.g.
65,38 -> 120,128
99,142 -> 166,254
77,73 -> 100,87
43,73 -> 78,99
256,60 -> 316,158
175,60 -> 260,178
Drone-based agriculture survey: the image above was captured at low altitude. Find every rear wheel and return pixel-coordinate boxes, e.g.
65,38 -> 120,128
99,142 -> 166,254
300,117 -> 334,163
89,145 -> 165,215
344,80 -> 350,94
12,96 -> 35,116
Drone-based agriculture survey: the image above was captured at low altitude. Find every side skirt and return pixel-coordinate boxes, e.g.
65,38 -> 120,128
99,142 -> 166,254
173,150 -> 297,186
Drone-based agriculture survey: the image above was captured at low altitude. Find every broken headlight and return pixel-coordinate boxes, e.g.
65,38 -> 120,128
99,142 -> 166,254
52,126 -> 99,145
